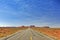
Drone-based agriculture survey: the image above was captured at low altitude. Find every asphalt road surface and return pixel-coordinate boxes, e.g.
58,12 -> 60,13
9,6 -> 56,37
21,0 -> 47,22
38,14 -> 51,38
0,28 -> 56,40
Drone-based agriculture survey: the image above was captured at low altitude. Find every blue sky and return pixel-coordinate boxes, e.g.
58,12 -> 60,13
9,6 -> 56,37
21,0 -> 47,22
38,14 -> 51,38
0,0 -> 60,27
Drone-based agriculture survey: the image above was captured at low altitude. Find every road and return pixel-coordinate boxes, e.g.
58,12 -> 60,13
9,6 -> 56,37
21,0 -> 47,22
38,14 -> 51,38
0,28 -> 56,40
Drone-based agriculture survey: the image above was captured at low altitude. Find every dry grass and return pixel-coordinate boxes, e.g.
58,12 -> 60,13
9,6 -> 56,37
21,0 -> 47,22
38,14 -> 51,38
32,27 -> 60,40
0,27 -> 28,38
1,27 -> 60,40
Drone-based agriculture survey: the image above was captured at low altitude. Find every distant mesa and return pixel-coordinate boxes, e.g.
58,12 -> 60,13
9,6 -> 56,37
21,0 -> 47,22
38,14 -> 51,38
19,25 -> 36,28
21,25 -> 25,27
42,26 -> 50,28
18,25 -> 50,28
30,25 -> 35,27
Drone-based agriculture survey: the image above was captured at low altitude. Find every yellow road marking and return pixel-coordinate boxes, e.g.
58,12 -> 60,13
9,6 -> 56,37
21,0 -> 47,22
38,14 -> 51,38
30,36 -> 32,40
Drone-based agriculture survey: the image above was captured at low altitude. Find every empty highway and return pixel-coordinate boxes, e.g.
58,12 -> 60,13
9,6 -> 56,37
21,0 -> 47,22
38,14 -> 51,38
0,28 -> 56,40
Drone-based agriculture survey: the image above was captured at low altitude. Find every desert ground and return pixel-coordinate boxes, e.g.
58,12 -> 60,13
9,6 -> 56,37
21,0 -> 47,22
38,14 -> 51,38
0,27 -> 60,40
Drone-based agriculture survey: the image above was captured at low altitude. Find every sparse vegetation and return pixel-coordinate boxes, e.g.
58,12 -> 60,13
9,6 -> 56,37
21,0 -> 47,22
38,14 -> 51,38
0,27 -> 28,38
32,27 -> 60,40
0,27 -> 60,40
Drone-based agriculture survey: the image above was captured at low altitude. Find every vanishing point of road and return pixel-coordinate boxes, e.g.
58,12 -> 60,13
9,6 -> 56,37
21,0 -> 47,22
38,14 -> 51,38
0,28 -> 56,40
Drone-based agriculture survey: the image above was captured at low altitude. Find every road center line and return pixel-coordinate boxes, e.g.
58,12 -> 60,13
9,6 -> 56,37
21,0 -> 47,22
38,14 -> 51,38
30,36 -> 32,40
